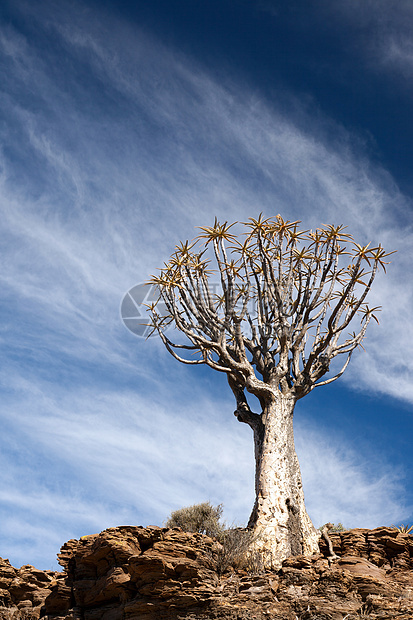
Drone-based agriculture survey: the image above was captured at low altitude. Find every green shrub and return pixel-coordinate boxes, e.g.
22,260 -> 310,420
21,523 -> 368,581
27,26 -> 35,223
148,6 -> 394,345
165,501 -> 225,538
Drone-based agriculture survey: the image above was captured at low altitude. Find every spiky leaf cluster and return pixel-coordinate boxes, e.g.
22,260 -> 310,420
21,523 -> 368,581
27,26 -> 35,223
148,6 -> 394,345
391,524 -> 413,534
148,215 -> 393,403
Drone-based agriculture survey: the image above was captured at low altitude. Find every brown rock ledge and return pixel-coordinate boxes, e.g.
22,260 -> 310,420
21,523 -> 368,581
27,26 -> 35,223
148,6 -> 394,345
1,526 -> 413,619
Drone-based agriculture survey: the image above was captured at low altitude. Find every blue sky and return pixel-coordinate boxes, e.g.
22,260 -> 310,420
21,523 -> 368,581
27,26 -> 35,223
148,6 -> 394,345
1,0 -> 413,570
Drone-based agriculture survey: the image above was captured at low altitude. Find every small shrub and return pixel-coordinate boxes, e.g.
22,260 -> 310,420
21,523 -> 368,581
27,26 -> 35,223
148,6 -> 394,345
165,501 -> 225,538
213,528 -> 264,575
166,503 -> 264,575
318,522 -> 347,533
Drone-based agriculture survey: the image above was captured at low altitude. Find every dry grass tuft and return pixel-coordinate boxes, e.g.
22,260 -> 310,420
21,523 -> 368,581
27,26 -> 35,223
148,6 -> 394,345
212,528 -> 264,575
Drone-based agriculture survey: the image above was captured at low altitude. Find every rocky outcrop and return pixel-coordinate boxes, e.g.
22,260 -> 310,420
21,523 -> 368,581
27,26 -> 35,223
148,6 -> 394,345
1,526 -> 413,619
0,558 -> 61,618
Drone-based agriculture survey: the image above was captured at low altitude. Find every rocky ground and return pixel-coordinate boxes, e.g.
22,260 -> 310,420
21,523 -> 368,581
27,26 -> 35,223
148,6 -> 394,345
1,526 -> 413,619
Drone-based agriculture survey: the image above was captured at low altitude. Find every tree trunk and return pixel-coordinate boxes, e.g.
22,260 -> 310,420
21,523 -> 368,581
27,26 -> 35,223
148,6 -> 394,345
248,393 -> 319,568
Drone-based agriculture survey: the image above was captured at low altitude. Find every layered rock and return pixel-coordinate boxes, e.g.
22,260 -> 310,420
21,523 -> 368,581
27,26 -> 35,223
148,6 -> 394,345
1,526 -> 413,619
0,558 -> 61,618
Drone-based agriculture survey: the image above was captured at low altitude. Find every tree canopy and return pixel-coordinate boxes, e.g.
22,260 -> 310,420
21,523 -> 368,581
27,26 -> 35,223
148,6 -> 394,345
148,214 -> 393,401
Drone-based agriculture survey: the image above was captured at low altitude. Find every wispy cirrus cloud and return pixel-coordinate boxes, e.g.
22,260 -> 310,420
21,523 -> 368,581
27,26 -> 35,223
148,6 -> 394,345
296,422 -> 410,529
318,0 -> 413,78
1,372 -> 408,568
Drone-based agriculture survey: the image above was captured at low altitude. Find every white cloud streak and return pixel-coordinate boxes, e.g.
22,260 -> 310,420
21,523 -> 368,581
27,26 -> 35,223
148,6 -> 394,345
296,422 -> 410,529
319,0 -> 413,78
1,375 -> 408,568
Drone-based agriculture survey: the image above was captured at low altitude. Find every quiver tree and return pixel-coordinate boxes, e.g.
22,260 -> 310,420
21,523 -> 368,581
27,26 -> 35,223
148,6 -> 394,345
147,215 -> 392,567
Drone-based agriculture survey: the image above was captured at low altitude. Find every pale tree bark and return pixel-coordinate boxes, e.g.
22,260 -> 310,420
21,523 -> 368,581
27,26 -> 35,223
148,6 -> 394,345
235,393 -> 319,567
